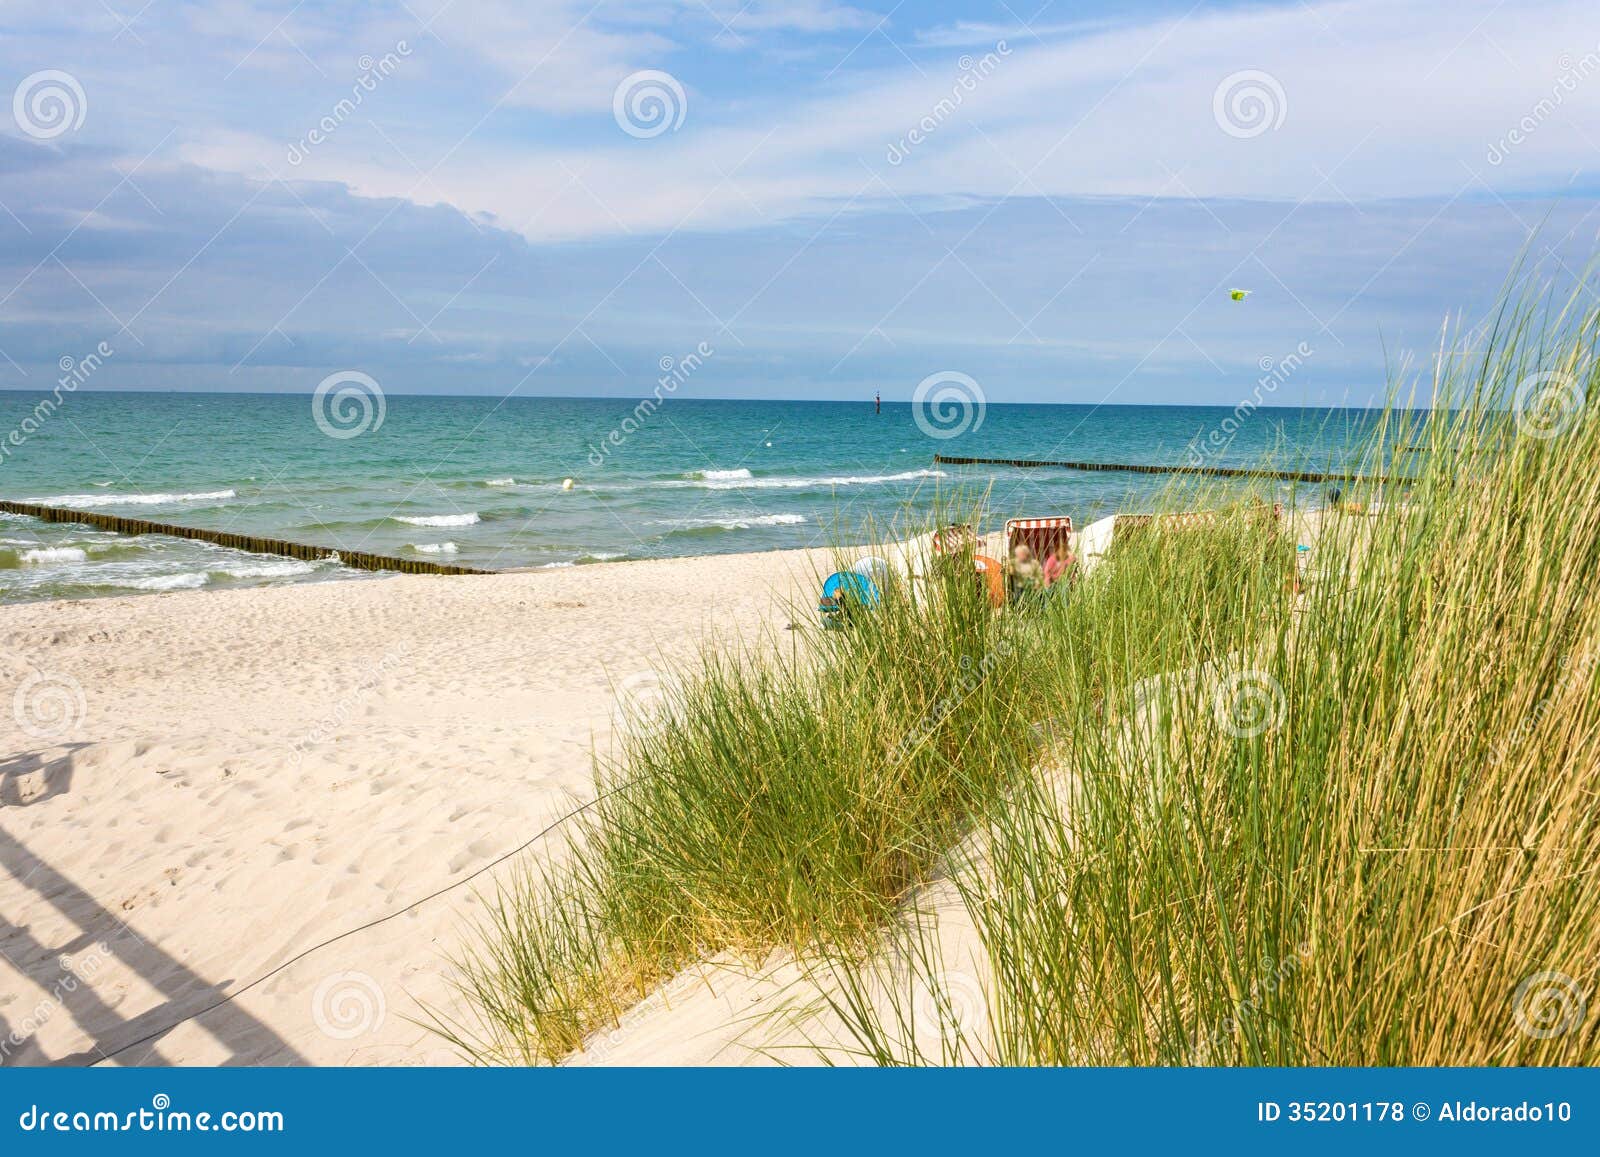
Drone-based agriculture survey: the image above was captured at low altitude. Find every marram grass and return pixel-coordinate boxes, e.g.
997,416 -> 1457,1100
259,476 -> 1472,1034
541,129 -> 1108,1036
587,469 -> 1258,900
448,287 -> 1600,1066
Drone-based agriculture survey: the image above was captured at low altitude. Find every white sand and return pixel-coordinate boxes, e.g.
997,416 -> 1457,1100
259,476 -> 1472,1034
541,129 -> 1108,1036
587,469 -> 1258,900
0,547 -> 840,1066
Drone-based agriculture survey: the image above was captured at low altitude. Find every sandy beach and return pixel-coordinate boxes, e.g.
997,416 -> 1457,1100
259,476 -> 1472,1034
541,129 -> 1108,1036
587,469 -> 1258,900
0,547 -> 841,1066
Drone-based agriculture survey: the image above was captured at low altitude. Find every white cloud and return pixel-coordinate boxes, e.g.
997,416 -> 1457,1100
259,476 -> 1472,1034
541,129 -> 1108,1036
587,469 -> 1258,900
13,0 -> 1600,246
180,0 -> 1600,242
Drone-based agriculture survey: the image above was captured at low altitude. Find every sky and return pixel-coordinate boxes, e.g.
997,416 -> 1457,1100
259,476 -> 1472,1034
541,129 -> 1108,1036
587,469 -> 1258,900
1,0 -> 1599,405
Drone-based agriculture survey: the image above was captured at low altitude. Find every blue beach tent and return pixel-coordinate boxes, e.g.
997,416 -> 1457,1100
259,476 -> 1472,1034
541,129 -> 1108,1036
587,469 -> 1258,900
818,570 -> 881,627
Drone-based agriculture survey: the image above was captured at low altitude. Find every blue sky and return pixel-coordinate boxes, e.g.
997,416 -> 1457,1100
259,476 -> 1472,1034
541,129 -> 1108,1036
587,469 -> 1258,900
1,0 -> 1598,404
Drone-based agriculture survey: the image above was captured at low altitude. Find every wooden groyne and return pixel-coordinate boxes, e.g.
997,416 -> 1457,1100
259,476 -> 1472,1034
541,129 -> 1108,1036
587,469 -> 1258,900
0,500 -> 496,576
931,454 -> 1400,486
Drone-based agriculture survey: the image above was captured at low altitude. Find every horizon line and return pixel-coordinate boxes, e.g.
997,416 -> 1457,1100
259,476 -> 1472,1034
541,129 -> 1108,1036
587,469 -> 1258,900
0,387 -> 1410,412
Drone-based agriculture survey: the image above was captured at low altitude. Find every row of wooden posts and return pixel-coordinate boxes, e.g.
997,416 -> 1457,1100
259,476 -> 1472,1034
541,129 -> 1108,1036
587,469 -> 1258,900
0,500 -> 496,576
931,453 -> 1397,486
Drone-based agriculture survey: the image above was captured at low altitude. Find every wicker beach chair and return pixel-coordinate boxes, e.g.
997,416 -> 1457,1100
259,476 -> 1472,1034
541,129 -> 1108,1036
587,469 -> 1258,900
931,523 -> 977,558
1003,516 -> 1074,566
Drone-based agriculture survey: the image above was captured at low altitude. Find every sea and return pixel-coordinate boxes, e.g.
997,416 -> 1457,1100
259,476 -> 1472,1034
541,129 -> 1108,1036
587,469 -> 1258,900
0,391 -> 1379,604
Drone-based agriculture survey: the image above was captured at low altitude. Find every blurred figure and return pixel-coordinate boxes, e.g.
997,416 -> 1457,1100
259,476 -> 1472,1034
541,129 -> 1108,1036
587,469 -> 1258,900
1010,542 -> 1043,601
1043,541 -> 1075,588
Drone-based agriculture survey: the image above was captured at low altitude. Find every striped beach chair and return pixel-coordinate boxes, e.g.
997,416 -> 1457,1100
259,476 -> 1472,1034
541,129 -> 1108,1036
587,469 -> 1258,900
1003,516 -> 1074,564
931,523 -> 977,557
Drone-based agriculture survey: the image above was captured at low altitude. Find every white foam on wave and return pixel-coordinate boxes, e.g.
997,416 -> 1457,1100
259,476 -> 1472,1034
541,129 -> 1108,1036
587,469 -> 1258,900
395,513 -> 480,527
128,572 -> 209,591
483,477 -> 516,487
685,468 -> 753,481
411,542 -> 460,554
658,512 -> 808,530
217,560 -> 318,579
20,546 -> 88,565
29,489 -> 237,508
660,468 -> 946,491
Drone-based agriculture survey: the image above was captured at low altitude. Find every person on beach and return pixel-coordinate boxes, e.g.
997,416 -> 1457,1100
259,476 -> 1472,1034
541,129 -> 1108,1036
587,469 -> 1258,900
1010,542 -> 1043,601
1043,541 -> 1074,588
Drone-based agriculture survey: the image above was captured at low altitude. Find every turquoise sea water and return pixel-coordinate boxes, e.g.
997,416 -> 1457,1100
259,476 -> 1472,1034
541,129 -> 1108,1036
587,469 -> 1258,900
0,392 -> 1377,603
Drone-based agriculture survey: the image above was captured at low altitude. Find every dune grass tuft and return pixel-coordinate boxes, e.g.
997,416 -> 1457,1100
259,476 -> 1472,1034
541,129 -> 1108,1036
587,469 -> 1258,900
450,283 -> 1600,1067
